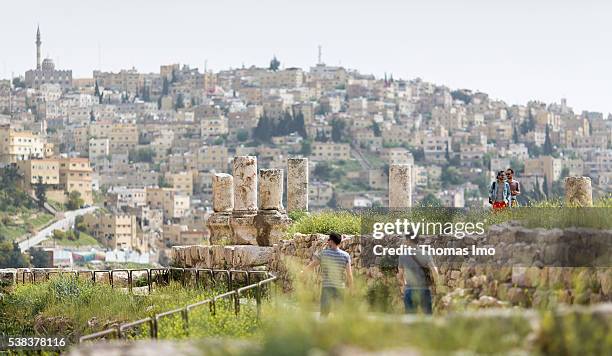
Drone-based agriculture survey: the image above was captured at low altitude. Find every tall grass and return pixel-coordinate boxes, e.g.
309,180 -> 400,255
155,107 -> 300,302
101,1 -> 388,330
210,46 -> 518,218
0,276 -> 244,340
289,199 -> 612,239
287,210 -> 361,236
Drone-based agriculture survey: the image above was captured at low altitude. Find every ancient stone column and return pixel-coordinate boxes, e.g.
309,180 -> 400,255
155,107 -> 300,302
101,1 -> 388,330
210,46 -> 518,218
389,164 -> 412,208
229,156 -> 259,245
259,169 -> 283,210
208,173 -> 234,244
212,173 -> 233,212
233,156 -> 258,211
256,168 -> 291,246
564,176 -> 593,207
287,158 -> 308,212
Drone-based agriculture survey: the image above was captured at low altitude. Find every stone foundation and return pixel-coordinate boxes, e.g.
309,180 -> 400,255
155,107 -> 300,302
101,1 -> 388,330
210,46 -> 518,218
207,156 -> 293,246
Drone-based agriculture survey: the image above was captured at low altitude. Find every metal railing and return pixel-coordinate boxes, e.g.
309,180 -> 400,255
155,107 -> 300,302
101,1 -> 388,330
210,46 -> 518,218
70,268 -> 277,343
15,267 -> 270,295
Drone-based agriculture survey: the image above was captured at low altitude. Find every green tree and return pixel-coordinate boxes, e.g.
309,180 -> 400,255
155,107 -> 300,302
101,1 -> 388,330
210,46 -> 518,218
331,119 -> 346,142
236,129 -> 249,142
141,83 -> 151,102
34,176 -> 46,208
371,121 -> 381,137
269,56 -> 280,71
175,94 -> 185,110
543,124 -> 554,155
313,161 -> 333,181
294,112 -> 307,138
94,81 -> 100,97
441,165 -> 462,187
300,139 -> 312,155
0,238 -> 29,268
482,152 -> 493,170
158,176 -> 171,188
512,124 -> 519,143
542,175 -> 549,198
509,158 -> 525,174
419,193 -> 442,207
253,116 -> 273,142
66,191 -> 84,210
450,89 -> 471,104
12,77 -> 26,89
128,148 -> 154,163
29,247 -> 51,267
162,77 -> 170,96
520,110 -> 536,134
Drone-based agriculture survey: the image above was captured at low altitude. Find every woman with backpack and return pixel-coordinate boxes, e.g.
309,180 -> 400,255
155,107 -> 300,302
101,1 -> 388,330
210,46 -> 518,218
489,170 -> 511,211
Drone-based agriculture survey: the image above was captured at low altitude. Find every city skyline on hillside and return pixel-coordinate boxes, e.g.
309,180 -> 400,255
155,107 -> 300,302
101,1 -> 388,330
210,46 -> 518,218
1,0 -> 611,114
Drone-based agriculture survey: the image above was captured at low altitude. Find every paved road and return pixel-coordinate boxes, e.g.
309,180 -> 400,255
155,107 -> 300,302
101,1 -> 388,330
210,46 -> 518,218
18,206 -> 99,252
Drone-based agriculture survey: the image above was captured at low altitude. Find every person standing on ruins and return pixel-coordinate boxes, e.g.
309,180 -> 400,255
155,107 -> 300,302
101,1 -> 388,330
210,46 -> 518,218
489,170 -> 511,211
506,168 -> 521,207
303,232 -> 353,316
397,243 -> 436,314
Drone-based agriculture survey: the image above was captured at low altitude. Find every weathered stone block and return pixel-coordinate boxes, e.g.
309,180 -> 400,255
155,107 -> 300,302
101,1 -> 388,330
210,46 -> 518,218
258,169 -> 283,210
254,210 -> 291,246
207,213 -> 232,245
389,164 -> 412,208
564,176 -> 593,207
229,212 -> 258,245
233,156 -> 258,211
287,158 -> 308,212
212,173 -> 234,212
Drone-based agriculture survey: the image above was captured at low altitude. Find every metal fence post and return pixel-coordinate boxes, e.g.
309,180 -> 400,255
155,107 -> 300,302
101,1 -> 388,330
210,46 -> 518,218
256,282 -> 262,320
234,290 -> 240,316
182,308 -> 189,336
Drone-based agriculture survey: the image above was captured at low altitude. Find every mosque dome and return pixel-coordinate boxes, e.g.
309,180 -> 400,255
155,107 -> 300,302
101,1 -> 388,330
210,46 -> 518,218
41,58 -> 55,71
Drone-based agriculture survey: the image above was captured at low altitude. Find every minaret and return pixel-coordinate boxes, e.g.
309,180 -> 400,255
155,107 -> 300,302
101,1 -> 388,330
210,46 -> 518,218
36,26 -> 42,69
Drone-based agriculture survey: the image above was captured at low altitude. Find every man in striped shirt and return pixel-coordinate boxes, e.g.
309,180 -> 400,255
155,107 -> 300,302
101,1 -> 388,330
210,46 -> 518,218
304,232 -> 353,316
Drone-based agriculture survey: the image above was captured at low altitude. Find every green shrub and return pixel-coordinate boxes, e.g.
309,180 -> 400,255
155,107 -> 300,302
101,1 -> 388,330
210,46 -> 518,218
286,211 -> 361,236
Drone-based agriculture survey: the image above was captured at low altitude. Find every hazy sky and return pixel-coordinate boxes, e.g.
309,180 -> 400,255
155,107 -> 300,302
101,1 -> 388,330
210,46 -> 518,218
2,0 -> 611,114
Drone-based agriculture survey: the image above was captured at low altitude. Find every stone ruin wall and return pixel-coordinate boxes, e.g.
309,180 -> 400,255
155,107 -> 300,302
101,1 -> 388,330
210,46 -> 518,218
169,224 -> 611,310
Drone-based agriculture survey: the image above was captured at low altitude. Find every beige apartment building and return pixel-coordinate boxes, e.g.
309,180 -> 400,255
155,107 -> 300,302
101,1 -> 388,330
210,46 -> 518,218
524,155 -> 563,190
256,68 -> 304,88
0,125 -> 53,164
59,157 -> 93,205
109,123 -> 138,153
89,138 -> 110,159
146,187 -> 190,219
16,158 -> 60,186
73,126 -> 90,152
200,115 -> 229,138
311,142 -> 351,161
89,122 -> 138,153
16,158 -> 92,205
197,145 -> 229,172
309,181 -> 334,207
163,224 -> 206,246
164,171 -> 194,196
93,68 -> 141,94
382,147 -> 414,165
83,213 -> 138,250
